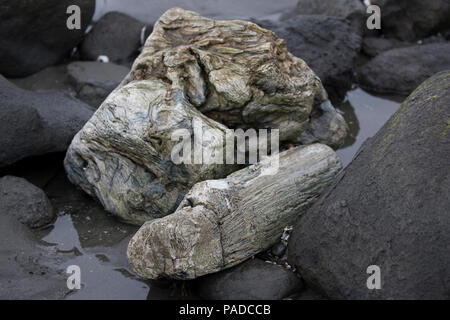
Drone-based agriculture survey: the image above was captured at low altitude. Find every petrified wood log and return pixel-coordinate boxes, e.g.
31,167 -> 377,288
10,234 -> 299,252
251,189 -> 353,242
127,143 -> 342,279
64,8 -> 347,224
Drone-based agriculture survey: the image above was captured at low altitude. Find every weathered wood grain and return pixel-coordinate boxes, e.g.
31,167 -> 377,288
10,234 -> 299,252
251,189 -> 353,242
128,143 -> 342,279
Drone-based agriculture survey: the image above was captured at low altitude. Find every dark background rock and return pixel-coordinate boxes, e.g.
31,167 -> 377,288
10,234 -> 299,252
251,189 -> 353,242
195,258 -> 303,300
80,11 -> 152,66
372,0 -> 450,41
361,35 -> 447,59
0,176 -> 55,228
361,37 -> 412,58
67,61 -> 130,107
280,0 -> 366,34
0,75 -> 94,167
8,61 -> 130,108
256,16 -> 362,104
0,0 -> 95,78
288,71 -> 450,299
357,42 -> 450,95
8,65 -> 76,96
298,100 -> 349,149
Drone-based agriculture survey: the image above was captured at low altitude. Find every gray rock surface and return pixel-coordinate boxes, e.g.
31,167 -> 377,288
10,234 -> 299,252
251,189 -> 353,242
256,15 -> 362,104
288,71 -> 450,299
80,11 -> 151,66
196,258 -> 302,300
357,43 -> 450,95
65,8 -> 347,224
372,0 -> 450,41
0,76 -> 94,167
281,0 -> 366,34
127,144 -> 342,279
67,61 -> 130,107
0,176 -> 55,229
0,0 -> 95,77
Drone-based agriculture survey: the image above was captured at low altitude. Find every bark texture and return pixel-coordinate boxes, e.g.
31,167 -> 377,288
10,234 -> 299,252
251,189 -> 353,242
64,8 -> 347,224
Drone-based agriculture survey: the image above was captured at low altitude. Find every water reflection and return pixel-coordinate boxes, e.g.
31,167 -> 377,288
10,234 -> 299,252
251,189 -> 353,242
336,88 -> 403,167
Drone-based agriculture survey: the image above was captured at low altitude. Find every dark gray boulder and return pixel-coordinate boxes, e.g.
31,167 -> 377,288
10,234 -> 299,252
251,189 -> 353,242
0,176 -> 68,299
9,61 -> 130,107
372,0 -> 450,41
357,43 -> 450,95
280,0 -> 366,34
0,176 -> 54,228
361,37 -> 412,58
195,259 -> 303,300
361,35 -> 447,58
288,71 -> 450,299
299,100 -> 349,149
80,11 -> 152,66
0,0 -> 95,77
0,75 -> 94,167
256,15 -> 361,104
8,65 -> 76,96
67,61 -> 130,107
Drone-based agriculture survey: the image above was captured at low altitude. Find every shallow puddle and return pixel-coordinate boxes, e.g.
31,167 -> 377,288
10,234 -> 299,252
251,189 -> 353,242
336,88 -> 404,167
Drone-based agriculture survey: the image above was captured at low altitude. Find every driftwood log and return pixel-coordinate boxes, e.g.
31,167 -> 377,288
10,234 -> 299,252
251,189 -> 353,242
127,143 -> 342,279
64,8 -> 347,224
